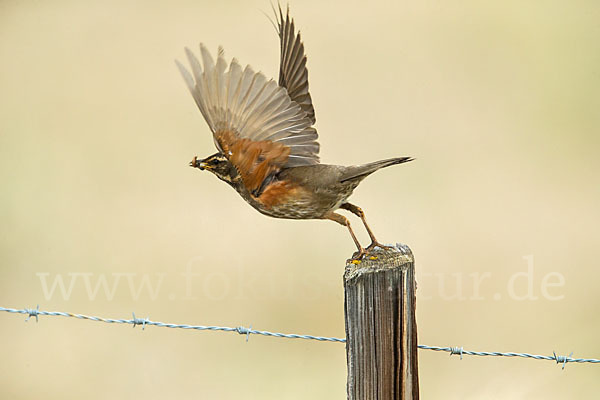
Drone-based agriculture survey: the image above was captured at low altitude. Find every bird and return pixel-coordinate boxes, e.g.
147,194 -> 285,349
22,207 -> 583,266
176,5 -> 413,261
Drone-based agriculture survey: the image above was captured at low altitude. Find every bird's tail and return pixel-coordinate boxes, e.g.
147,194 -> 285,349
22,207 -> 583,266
340,157 -> 414,182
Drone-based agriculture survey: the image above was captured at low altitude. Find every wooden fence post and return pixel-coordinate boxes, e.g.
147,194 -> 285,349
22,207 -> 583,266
344,244 -> 419,399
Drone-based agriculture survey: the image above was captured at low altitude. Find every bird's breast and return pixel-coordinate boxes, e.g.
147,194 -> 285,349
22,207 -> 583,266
245,179 -> 325,219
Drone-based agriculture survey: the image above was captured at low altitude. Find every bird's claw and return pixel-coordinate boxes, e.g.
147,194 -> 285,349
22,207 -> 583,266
347,242 -> 394,264
347,248 -> 367,264
365,241 -> 393,252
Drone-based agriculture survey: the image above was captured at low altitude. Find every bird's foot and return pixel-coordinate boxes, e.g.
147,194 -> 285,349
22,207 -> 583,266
347,248 -> 368,264
347,243 -> 396,264
365,241 -> 394,252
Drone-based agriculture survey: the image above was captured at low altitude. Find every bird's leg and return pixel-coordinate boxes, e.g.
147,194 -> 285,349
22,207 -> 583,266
340,203 -> 392,251
324,211 -> 367,261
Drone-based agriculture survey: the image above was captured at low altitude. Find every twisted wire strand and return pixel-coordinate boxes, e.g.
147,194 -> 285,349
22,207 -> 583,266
2,306 -> 598,368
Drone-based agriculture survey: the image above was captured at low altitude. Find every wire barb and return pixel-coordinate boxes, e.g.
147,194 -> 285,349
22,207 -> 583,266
553,351 -> 574,370
236,325 -> 252,342
25,305 -> 39,323
131,312 -> 149,330
450,346 -> 464,360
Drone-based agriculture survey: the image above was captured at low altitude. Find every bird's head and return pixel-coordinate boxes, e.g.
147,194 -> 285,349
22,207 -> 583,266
190,152 -> 238,185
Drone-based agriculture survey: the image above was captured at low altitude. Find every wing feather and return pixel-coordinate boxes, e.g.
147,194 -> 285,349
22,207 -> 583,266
276,4 -> 316,124
176,44 -> 320,171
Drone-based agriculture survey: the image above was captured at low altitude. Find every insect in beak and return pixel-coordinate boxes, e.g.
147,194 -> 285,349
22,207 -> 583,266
189,156 -> 206,170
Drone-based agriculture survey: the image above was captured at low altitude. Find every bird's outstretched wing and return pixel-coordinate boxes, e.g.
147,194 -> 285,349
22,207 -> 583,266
275,4 -> 316,125
176,45 -> 319,193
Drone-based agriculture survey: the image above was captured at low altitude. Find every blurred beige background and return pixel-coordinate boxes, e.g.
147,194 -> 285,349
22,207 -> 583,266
1,0 -> 599,398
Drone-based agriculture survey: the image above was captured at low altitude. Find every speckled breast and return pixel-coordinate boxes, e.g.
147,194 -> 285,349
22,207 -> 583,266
239,180 -> 355,220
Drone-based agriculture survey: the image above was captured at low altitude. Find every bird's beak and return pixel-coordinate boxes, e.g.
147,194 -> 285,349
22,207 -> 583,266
189,156 -> 207,170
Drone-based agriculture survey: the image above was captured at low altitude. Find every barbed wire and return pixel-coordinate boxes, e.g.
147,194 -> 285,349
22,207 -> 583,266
2,305 -> 598,369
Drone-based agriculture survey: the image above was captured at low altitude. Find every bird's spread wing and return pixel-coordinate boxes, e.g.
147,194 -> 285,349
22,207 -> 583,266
276,4 -> 316,125
176,45 -> 320,193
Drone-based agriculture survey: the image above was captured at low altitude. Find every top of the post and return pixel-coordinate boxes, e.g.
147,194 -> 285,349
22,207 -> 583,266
344,243 -> 414,282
